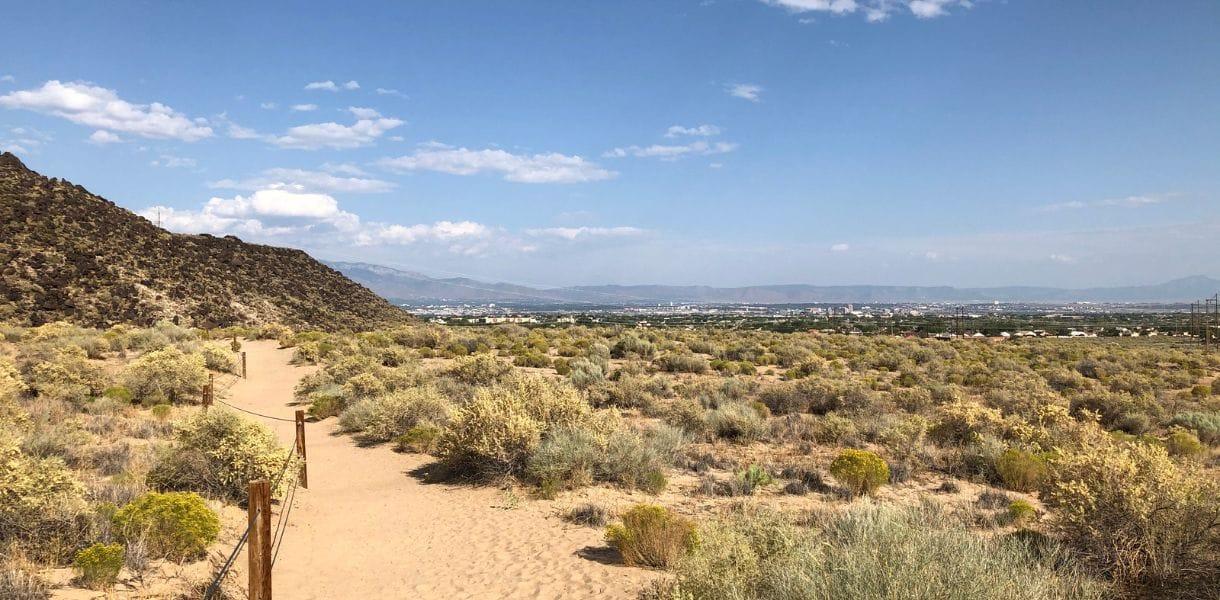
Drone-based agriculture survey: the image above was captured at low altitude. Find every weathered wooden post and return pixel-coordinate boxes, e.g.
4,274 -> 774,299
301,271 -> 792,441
242,351 -> 248,378
203,374 -> 214,411
248,479 -> 272,600
295,410 -> 308,489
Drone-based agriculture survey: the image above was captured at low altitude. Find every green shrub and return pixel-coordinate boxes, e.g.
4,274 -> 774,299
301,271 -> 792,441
341,387 -> 451,442
1168,411 -> 1220,446
122,347 -> 208,405
446,354 -> 511,385
736,464 -> 773,495
1163,428 -> 1206,460
112,492 -> 219,560
439,376 -> 589,476
527,426 -> 600,491
705,401 -> 767,442
829,449 -> 890,497
199,344 -> 237,373
996,448 -> 1049,492
73,543 -> 124,589
393,424 -> 444,454
149,404 -> 173,422
655,353 -> 709,374
147,410 -> 288,502
28,346 -> 108,404
306,386 -> 346,420
342,372 -> 386,400
1007,499 -> 1037,528
606,504 -> 698,568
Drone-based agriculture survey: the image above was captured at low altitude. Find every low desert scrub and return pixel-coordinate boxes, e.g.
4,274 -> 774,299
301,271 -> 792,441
1043,430 -> 1220,596
1168,411 -> 1220,446
646,503 -> 1105,600
995,448 -> 1049,492
704,400 -> 767,442
829,449 -> 890,497
0,554 -> 51,599
527,423 -> 682,495
72,542 -> 124,589
26,346 -> 108,404
393,424 -> 444,454
605,504 -> 698,568
338,387 -> 451,443
1007,499 -> 1038,528
147,410 -> 289,501
1,413 -> 89,562
438,375 -> 590,476
111,491 -> 219,560
122,346 -> 208,405
565,503 -> 610,527
445,353 -> 511,385
199,343 -> 238,374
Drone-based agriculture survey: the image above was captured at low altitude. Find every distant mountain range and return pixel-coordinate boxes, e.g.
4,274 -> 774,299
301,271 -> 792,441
327,261 -> 1220,305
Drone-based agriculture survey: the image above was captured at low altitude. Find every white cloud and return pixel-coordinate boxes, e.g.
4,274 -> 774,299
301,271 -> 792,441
728,83 -> 762,102
377,145 -> 615,183
260,102 -> 278,110
1049,254 -> 1076,264
209,167 -> 395,194
88,130 -> 123,145
761,0 -> 970,21
605,140 -> 737,160
665,124 -> 722,138
347,106 -> 382,119
526,226 -> 645,240
304,80 -> 358,91
228,111 -> 404,150
763,0 -> 858,14
831,243 -> 850,252
150,154 -> 196,168
1036,194 -> 1173,213
0,75 -> 14,83
290,103 -> 318,112
0,80 -> 212,141
361,221 -> 490,245
376,88 -> 407,98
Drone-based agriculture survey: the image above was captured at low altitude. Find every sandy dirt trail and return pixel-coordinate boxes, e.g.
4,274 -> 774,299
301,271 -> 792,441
223,340 -> 655,599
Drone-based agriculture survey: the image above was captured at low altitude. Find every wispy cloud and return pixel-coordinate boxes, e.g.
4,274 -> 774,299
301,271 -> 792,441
87,130 -> 123,145
526,226 -> 646,240
150,154 -> 196,168
727,83 -> 762,102
225,107 -> 403,150
761,0 -> 972,22
375,88 -> 407,98
0,80 -> 213,141
0,75 -> 14,83
665,124 -> 722,138
304,80 -> 360,92
1036,194 -> 1174,213
604,140 -> 737,160
377,143 -> 615,183
210,167 -> 395,194
289,103 -> 318,112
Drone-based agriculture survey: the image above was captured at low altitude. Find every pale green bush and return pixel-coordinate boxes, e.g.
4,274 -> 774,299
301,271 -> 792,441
446,353 -> 511,385
122,347 -> 208,405
199,344 -> 237,374
27,346 -> 108,404
829,450 -> 890,497
0,410 -> 88,562
341,387 -> 451,442
147,411 -> 288,502
647,503 -> 1105,600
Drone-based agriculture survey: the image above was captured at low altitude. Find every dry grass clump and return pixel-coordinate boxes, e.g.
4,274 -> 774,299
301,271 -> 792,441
339,386 -> 452,443
606,504 -> 698,568
645,503 -> 1105,600
0,553 -> 51,599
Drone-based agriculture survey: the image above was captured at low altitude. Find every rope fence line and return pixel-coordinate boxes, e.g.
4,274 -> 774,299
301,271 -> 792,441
203,443 -> 303,600
198,351 -> 310,600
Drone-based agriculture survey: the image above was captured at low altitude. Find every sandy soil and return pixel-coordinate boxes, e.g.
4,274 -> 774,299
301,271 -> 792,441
220,340 -> 657,599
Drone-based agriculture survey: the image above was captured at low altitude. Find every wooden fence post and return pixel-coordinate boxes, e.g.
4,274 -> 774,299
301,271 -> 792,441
203,374 -> 213,411
295,410 -> 308,489
242,351 -> 248,379
248,479 -> 272,600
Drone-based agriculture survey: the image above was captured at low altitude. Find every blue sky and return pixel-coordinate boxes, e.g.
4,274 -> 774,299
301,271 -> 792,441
2,0 -> 1218,288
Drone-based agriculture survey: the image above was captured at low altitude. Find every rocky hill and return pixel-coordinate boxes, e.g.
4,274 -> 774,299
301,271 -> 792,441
0,152 -> 406,329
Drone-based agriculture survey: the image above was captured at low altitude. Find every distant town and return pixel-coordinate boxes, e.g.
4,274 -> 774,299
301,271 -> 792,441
401,300 -> 1210,340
